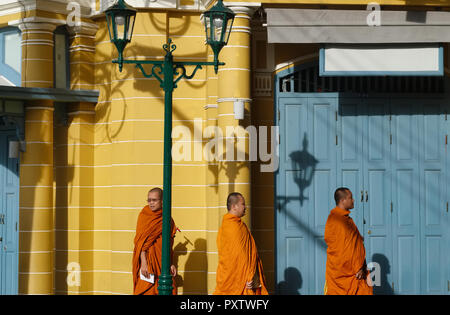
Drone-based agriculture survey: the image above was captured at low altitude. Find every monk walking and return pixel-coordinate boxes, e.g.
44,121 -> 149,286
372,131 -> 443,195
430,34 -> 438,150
132,187 -> 177,295
214,192 -> 268,295
324,187 -> 373,295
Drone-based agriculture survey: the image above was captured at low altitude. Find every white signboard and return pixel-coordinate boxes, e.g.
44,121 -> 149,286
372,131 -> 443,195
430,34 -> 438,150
320,44 -> 443,76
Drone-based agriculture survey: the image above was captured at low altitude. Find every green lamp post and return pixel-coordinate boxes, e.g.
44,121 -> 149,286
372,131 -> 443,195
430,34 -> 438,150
105,0 -> 235,295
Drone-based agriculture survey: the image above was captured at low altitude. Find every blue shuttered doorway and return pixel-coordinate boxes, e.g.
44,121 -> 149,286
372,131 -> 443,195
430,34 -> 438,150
275,63 -> 450,295
0,131 -> 20,295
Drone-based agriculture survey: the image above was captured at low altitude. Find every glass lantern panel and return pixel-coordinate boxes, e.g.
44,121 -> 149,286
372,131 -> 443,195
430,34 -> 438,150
204,15 -> 211,43
213,15 -> 223,42
115,14 -> 126,40
106,14 -> 114,41
212,13 -> 223,42
126,14 -> 135,41
224,16 -> 233,44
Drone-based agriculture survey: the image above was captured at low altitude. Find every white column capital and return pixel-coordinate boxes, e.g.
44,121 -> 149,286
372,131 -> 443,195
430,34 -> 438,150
224,3 -> 260,16
67,23 -> 100,37
17,21 -> 58,32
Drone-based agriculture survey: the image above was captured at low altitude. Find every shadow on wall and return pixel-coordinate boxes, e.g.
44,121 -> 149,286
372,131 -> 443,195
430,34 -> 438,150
371,253 -> 394,295
289,133 -> 318,206
173,237 -> 207,294
276,267 -> 303,295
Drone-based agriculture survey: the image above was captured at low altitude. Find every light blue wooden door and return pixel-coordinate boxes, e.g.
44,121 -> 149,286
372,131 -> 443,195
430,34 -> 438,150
337,97 -> 365,231
277,95 -> 337,295
338,97 -> 393,294
307,97 -> 338,295
390,100 -> 421,294
0,131 -> 20,295
416,100 -> 449,295
277,93 -> 449,295
277,96 -> 310,295
363,98 -> 393,295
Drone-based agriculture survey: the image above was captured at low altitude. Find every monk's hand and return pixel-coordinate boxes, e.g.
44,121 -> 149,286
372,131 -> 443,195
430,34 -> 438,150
170,265 -> 177,276
355,267 -> 367,280
245,280 -> 254,289
140,262 -> 149,278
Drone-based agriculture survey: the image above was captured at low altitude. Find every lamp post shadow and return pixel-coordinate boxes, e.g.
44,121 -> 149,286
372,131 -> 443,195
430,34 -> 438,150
371,253 -> 394,295
276,267 -> 303,295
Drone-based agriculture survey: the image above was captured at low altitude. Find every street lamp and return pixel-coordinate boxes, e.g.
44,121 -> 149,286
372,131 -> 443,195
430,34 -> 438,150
105,0 -> 235,295
105,0 -> 136,72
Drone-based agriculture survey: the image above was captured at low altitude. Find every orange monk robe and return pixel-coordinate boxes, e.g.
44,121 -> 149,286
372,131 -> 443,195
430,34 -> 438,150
132,205 -> 177,295
324,206 -> 373,295
214,213 -> 269,295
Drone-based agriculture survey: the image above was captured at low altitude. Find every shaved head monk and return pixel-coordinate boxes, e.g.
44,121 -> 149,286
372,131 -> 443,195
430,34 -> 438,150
324,187 -> 373,295
214,192 -> 269,295
132,187 -> 177,295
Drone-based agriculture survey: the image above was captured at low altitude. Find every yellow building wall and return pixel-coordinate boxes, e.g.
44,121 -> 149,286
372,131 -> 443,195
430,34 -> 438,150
8,0 -> 450,295
92,11 -> 213,295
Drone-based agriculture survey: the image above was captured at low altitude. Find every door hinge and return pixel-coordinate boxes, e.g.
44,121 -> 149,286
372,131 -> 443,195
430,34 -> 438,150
278,109 -> 280,121
391,202 -> 393,213
336,135 -> 338,146
390,134 -> 392,145
446,202 -> 448,213
448,280 -> 450,291
335,111 -> 338,121
446,135 -> 448,146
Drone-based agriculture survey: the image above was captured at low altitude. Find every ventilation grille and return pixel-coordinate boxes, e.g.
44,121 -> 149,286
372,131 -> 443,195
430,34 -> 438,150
280,64 -> 445,94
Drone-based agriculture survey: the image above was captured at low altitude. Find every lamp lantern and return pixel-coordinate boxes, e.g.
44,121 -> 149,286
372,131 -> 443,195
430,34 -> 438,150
203,0 -> 235,73
105,0 -> 137,71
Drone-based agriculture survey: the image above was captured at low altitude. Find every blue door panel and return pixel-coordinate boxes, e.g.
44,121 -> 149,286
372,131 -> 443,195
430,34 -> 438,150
277,96 -> 336,295
419,100 -> 448,294
397,236 -> 417,293
313,236 -> 326,295
0,132 -> 19,295
390,100 -> 421,295
277,94 -> 449,295
424,236 -> 444,293
338,98 -> 364,230
308,97 -> 337,294
277,97 -> 310,295
362,99 -> 393,295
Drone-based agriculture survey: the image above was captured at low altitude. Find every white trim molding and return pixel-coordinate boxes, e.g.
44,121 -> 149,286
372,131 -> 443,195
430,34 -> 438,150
0,0 -> 94,19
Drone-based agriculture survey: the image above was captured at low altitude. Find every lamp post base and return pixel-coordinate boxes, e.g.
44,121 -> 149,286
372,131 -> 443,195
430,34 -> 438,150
157,274 -> 174,295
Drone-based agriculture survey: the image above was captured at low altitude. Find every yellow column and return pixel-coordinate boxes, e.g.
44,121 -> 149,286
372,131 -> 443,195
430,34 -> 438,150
20,22 -> 56,88
68,24 -> 98,90
206,6 -> 254,294
19,102 -> 54,295
54,103 -> 95,294
217,6 -> 253,228
18,22 -> 57,295
51,25 -> 98,295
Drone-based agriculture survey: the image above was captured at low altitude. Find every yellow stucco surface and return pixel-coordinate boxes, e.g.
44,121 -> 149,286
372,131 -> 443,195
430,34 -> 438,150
3,0 -> 447,295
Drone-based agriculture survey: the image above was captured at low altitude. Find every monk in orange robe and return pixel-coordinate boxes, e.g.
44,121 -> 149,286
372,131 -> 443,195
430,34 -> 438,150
324,187 -> 373,295
132,188 -> 177,295
214,192 -> 269,295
